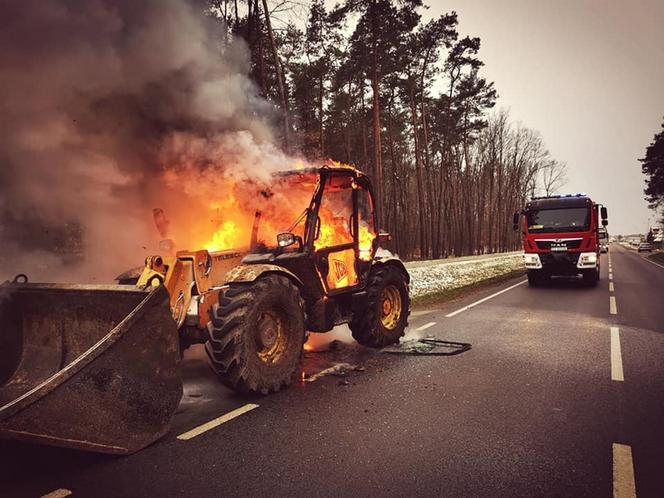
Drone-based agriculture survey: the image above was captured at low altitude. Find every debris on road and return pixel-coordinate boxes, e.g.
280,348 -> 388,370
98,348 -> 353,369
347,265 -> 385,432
302,363 -> 356,383
383,337 -> 472,356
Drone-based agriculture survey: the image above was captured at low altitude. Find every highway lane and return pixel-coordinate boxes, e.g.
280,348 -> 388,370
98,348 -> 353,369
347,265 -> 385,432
608,244 -> 664,498
2,246 -> 662,497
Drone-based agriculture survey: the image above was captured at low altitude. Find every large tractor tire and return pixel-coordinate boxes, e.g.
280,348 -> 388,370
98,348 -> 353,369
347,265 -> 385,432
205,274 -> 305,394
349,265 -> 409,348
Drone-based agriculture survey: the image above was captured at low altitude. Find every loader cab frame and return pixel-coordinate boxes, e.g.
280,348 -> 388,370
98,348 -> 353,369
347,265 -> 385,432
243,166 -> 379,300
304,168 -> 377,295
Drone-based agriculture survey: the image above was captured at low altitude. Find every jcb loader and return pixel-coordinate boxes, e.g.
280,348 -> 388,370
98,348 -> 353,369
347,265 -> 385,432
0,164 -> 410,454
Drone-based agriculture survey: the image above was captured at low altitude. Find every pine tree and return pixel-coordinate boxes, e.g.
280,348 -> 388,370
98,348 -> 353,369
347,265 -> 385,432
640,118 -> 664,212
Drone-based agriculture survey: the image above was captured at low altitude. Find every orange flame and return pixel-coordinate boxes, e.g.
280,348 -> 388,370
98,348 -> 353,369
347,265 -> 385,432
359,225 -> 375,261
156,159 -> 373,264
313,214 -> 353,251
205,220 -> 241,251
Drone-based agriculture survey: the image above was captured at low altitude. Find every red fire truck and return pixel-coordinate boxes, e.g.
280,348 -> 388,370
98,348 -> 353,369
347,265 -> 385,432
513,194 -> 608,286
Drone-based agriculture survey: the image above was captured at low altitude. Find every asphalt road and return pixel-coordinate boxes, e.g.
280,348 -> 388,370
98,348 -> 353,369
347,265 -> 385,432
1,243 -> 662,497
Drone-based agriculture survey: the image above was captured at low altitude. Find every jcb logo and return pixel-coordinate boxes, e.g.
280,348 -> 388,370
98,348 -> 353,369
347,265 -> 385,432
333,259 -> 348,281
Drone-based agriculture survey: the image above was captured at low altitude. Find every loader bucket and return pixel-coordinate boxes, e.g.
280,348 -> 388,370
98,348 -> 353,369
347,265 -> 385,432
0,283 -> 182,455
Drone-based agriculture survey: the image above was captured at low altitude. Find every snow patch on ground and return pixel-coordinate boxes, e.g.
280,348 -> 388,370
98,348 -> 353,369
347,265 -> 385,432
405,253 -> 524,298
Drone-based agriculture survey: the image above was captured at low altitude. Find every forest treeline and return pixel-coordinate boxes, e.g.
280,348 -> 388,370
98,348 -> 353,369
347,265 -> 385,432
209,0 -> 567,259
640,116 -> 664,223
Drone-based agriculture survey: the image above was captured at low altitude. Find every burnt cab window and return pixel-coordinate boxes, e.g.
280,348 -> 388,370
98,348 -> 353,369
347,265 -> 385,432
315,175 -> 353,250
357,187 -> 376,260
526,208 -> 589,233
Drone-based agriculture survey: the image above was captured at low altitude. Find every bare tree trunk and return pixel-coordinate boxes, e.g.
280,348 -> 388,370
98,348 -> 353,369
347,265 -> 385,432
258,33 -> 266,96
345,77 -> 353,163
421,99 -> 438,259
386,89 -> 400,250
369,0 -> 383,228
262,0 -> 290,150
319,73 -> 324,156
362,122 -> 369,171
418,48 -> 436,258
360,80 -> 369,173
248,0 -> 254,41
409,84 -> 428,258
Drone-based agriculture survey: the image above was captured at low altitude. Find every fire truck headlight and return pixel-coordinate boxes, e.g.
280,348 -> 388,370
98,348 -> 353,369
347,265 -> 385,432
577,252 -> 598,268
524,253 -> 542,269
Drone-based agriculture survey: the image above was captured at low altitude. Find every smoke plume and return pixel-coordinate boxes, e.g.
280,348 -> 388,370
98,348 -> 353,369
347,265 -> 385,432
0,0 -> 296,282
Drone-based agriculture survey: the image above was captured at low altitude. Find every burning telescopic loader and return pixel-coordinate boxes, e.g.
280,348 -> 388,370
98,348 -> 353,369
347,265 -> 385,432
0,164 -> 410,454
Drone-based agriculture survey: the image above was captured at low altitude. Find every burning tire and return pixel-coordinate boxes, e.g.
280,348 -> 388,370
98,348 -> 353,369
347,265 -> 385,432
205,274 -> 305,394
350,265 -> 409,348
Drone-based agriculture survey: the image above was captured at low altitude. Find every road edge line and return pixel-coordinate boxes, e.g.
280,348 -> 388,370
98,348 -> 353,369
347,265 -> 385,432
177,404 -> 259,441
642,255 -> 664,270
445,279 -> 527,318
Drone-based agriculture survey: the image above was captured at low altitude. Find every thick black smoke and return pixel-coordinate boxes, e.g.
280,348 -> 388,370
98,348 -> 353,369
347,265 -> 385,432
0,0 -> 292,282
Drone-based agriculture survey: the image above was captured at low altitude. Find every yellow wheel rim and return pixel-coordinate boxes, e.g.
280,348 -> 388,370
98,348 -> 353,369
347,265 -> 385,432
256,311 -> 286,364
380,285 -> 402,330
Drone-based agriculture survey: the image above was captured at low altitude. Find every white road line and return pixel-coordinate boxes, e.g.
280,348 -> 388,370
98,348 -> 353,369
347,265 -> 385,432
610,296 -> 618,315
41,490 -> 72,498
609,272 -> 613,280
610,327 -> 624,382
177,404 -> 259,441
642,256 -> 664,270
416,321 -> 436,331
445,280 -> 527,318
609,282 -> 615,292
613,443 -> 637,498
410,310 -> 434,317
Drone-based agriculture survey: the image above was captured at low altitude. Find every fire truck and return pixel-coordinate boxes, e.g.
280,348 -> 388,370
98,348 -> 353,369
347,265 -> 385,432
513,194 -> 608,286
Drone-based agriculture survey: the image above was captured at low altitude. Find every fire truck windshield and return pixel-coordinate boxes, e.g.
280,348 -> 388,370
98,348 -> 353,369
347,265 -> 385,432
526,207 -> 590,233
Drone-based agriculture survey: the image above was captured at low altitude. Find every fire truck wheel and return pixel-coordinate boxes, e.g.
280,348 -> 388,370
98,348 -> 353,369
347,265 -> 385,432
582,269 -> 599,287
527,271 -> 548,286
205,274 -> 306,394
350,265 -> 409,348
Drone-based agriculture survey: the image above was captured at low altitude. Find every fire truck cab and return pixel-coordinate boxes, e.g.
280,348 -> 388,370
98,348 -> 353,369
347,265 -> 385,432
513,194 -> 608,286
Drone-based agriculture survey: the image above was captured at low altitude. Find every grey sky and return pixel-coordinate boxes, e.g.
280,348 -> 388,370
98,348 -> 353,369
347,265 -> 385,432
424,0 -> 664,234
